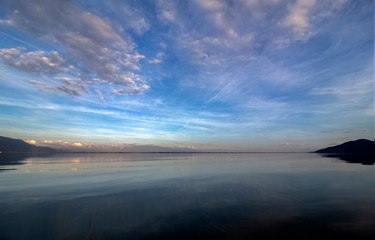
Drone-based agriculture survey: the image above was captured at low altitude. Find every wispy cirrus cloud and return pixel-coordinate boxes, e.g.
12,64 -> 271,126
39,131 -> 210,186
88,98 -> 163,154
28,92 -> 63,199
154,0 -> 258,66
310,64 -> 373,112
156,0 -> 350,66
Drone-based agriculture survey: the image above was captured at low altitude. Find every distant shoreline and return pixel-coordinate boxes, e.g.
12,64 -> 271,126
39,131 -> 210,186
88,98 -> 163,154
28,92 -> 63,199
1,151 -> 310,154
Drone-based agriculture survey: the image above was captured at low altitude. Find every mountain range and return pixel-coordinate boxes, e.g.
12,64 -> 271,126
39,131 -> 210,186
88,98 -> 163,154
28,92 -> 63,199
0,136 -> 373,154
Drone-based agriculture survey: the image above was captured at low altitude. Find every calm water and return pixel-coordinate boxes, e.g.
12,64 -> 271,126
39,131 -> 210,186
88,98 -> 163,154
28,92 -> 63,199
0,153 -> 374,240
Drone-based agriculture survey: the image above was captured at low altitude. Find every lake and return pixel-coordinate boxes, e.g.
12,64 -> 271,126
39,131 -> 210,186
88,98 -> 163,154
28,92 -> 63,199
0,153 -> 374,240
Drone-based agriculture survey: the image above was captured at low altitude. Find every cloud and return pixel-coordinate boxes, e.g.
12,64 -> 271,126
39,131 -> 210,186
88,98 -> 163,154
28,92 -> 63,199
0,0 -> 149,96
148,58 -> 162,64
310,69 -> 373,101
148,52 -> 164,64
280,0 -> 350,45
182,34 -> 254,65
113,84 -> 150,95
153,0 -> 354,60
308,63 -> 373,122
26,139 -> 36,145
284,0 -> 315,28
73,142 -> 83,147
28,80 -> 46,85
0,48 -> 91,96
156,0 -> 264,66
283,0 -> 316,41
241,0 -> 280,6
41,140 -> 83,148
195,0 -> 239,38
28,76 -> 89,96
0,48 -> 66,75
121,6 -> 150,35
51,86 -> 84,96
95,89 -> 105,103
156,0 -> 177,23
328,0 -> 349,10
36,138 -> 199,152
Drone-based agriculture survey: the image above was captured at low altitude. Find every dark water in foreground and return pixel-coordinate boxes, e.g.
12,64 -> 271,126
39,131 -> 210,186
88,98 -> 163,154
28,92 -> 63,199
0,153 -> 374,240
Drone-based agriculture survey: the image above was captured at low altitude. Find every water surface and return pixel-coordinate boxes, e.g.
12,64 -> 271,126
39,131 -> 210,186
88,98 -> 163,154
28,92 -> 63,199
0,153 -> 374,239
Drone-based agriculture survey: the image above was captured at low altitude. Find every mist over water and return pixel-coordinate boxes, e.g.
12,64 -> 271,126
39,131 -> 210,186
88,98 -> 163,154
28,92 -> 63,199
0,153 -> 374,240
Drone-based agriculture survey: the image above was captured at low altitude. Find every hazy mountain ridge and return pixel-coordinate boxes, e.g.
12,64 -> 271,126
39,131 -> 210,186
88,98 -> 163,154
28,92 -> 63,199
0,136 -> 57,153
0,136 -> 196,153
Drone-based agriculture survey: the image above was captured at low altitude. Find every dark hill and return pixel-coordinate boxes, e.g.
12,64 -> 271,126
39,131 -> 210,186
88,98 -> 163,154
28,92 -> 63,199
316,139 -> 374,165
0,136 -> 56,153
316,139 -> 374,154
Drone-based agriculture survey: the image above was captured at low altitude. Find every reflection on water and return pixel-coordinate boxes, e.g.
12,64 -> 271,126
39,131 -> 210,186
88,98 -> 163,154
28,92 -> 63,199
0,153 -> 374,240
320,153 -> 375,165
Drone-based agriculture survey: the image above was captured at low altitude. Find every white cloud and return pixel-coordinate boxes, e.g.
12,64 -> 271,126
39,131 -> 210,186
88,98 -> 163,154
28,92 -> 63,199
0,0 -> 149,97
148,58 -> 163,64
284,0 -> 315,28
148,52 -> 164,64
283,0 -> 316,41
0,48 -> 66,75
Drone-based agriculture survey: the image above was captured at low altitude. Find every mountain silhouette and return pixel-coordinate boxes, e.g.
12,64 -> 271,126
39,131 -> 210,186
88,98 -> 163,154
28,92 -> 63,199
0,136 -> 56,153
316,139 -> 374,165
316,139 -> 374,153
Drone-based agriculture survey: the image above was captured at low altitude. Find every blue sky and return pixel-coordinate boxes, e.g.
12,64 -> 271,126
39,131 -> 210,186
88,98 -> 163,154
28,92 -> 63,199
0,0 -> 373,152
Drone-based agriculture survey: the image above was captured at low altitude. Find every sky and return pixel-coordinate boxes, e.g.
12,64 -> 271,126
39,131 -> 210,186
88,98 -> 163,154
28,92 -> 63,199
0,0 -> 373,152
